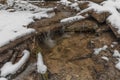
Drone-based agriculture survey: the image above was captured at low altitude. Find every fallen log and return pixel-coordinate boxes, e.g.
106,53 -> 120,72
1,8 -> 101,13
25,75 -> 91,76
0,32 -> 36,54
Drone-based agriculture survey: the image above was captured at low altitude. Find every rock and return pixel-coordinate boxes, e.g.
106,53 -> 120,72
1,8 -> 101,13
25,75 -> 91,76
65,19 -> 98,32
78,2 -> 89,10
0,0 -> 6,4
56,4 -> 75,12
96,24 -> 111,34
66,75 -> 72,80
108,24 -> 120,39
0,50 -> 13,67
90,0 -> 104,3
90,11 -> 110,23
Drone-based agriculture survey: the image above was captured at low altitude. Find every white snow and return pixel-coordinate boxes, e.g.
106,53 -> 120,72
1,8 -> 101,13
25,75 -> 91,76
110,42 -> 118,48
0,78 -> 7,80
110,49 -> 120,70
61,15 -> 85,23
0,50 -> 30,77
60,0 -> 71,6
115,61 -> 120,70
113,50 -> 120,58
101,56 -> 109,61
0,4 -> 7,10
60,0 -> 80,11
115,58 -> 120,70
7,0 -> 15,7
70,2 -> 80,11
93,45 -> 108,55
110,44 -> 114,48
112,42 -> 118,45
0,1 -> 55,47
37,52 -> 47,74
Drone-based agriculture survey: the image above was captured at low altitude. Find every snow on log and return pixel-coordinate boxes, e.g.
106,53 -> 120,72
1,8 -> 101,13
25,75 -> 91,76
60,15 -> 85,23
0,50 -> 30,77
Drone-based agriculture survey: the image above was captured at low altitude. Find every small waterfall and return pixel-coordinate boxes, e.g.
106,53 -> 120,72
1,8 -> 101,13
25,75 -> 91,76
42,31 -> 56,48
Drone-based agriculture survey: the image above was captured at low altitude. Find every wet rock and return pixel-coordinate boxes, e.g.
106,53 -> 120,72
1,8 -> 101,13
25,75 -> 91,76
38,23 -> 62,33
90,12 -> 110,23
0,50 -> 13,67
78,2 -> 89,10
90,0 -> 104,3
35,1 -> 57,8
0,0 -> 6,4
65,19 -> 98,32
108,23 -> 120,39
96,24 -> 111,33
56,4 -> 75,12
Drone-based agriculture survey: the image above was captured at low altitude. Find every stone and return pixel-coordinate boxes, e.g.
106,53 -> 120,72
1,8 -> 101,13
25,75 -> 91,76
0,0 -> 6,4
65,19 -> 98,32
89,0 -> 104,3
79,2 -> 89,10
90,12 -> 110,23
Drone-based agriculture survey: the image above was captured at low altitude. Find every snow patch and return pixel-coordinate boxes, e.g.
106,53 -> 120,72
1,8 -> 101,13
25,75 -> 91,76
61,15 -> 85,23
113,50 -> 120,58
110,42 -> 118,48
111,50 -> 120,70
101,56 -> 109,61
60,0 -> 71,6
70,2 -> 80,11
115,62 -> 120,70
93,45 -> 108,55
7,0 -> 15,7
37,52 -> 47,74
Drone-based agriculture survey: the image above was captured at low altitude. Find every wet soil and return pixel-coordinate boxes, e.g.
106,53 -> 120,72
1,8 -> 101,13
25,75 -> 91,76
41,32 -> 120,80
